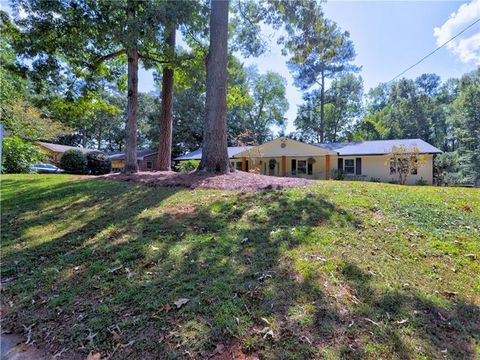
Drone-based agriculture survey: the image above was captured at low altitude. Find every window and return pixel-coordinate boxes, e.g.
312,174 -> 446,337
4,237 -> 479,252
235,161 -> 242,170
307,162 -> 313,175
344,159 -> 355,174
291,159 -> 297,175
146,161 -> 153,170
297,160 -> 307,174
411,159 -> 418,174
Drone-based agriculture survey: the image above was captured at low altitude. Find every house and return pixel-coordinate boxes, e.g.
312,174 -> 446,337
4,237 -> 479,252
108,150 -> 159,172
174,138 -> 442,185
35,141 -> 95,164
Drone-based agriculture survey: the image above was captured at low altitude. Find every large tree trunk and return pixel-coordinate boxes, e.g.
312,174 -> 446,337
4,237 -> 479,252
320,70 -> 325,143
199,0 -> 230,173
123,0 -> 139,174
157,26 -> 176,171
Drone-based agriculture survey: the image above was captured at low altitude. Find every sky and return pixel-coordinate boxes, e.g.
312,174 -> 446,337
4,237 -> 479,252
138,0 -> 480,133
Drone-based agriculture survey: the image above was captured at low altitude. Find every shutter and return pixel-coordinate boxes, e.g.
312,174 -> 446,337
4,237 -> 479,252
337,158 -> 344,171
356,158 -> 362,175
291,159 -> 296,174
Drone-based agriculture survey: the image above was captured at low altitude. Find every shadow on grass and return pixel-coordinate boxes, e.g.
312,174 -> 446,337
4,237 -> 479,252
1,178 -> 479,359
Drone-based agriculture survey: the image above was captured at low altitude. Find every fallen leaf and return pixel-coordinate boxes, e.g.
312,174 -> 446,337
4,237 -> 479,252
396,319 -> 408,324
174,298 -> 189,308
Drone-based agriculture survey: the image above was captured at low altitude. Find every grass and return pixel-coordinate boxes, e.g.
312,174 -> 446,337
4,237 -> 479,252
1,174 -> 479,359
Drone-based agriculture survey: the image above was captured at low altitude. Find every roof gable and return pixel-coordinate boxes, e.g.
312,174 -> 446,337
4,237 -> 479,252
234,138 -> 336,158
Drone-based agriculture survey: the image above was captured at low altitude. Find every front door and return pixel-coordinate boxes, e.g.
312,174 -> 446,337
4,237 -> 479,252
268,159 -> 277,176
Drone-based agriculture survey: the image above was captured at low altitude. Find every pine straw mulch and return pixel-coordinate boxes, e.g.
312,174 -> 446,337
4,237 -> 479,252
100,170 -> 314,191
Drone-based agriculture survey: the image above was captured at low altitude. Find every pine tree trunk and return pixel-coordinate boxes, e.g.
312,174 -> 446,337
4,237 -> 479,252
320,71 -> 325,143
158,26 -> 176,171
123,47 -> 139,173
123,0 -> 139,174
199,0 -> 230,173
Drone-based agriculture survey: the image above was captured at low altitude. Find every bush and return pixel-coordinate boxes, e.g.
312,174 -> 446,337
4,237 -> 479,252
176,160 -> 199,173
59,149 -> 87,174
1,136 -> 45,173
330,169 -> 345,180
86,151 -> 111,175
415,177 -> 428,186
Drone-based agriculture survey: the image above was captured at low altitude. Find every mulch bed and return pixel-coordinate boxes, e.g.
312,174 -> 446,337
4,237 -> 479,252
100,170 -> 314,191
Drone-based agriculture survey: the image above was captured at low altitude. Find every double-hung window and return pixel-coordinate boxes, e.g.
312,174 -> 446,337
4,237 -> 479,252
344,159 -> 355,174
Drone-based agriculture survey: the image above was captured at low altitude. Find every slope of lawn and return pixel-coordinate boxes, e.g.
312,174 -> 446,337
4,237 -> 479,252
1,174 -> 479,359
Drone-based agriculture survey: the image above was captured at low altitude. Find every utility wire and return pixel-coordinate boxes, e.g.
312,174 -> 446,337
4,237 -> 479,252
388,17 -> 480,83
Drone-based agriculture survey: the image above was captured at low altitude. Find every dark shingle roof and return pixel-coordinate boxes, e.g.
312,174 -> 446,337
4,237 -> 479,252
313,139 -> 441,155
108,150 -> 158,161
174,146 -> 253,161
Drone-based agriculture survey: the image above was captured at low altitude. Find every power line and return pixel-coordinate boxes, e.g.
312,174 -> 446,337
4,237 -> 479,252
388,17 -> 480,83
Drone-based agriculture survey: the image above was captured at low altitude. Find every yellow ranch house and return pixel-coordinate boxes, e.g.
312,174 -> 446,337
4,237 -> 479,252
175,137 -> 442,185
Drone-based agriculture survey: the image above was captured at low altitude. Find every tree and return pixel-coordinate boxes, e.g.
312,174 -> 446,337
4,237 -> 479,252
286,18 -> 359,142
199,0 -> 230,173
11,0 -> 201,173
388,145 -> 426,185
2,136 -> 45,173
157,27 -> 176,171
452,69 -> 480,183
295,74 -> 362,143
244,67 -> 288,144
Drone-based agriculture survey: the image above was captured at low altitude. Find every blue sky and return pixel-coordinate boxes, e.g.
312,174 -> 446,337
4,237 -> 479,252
139,0 -> 479,133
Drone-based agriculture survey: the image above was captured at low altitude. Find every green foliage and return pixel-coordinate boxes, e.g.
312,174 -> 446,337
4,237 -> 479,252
330,169 -> 345,180
415,177 -> 428,186
452,69 -> 480,184
1,136 -> 45,173
86,151 -> 112,175
176,160 -> 199,173
59,149 -> 87,174
295,74 -> 363,142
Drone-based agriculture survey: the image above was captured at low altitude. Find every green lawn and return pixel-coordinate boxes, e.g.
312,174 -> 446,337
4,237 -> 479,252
1,174 -> 479,359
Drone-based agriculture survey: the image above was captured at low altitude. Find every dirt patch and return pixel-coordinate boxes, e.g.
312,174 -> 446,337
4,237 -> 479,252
100,170 -> 314,191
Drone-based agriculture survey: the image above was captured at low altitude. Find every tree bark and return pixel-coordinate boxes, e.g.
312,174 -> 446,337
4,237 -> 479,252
123,0 -> 139,173
199,0 -> 230,173
320,70 -> 325,143
158,26 -> 176,171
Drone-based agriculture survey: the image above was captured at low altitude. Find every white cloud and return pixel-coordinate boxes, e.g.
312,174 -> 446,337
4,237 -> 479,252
433,0 -> 480,65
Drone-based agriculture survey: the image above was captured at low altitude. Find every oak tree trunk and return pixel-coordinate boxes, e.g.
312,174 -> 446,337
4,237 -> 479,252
158,27 -> 176,171
199,0 -> 230,173
123,0 -> 139,174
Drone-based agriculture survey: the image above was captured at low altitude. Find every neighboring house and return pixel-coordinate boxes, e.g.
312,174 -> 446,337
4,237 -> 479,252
108,150 -> 159,172
174,138 -> 442,185
35,141 -> 95,164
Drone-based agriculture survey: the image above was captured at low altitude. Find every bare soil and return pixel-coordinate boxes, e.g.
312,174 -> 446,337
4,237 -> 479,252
100,170 -> 314,191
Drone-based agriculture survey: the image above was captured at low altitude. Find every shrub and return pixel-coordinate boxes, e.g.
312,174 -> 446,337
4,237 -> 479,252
1,136 -> 45,173
176,160 -> 199,173
59,149 -> 87,174
86,151 -> 111,175
330,169 -> 345,180
415,177 -> 428,186
370,177 -> 381,183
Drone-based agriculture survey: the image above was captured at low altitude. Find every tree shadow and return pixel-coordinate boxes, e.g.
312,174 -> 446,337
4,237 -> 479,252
2,179 -> 478,359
